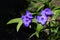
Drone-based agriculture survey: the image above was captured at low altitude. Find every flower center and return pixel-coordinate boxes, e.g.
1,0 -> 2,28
26,20 -> 29,22
46,10 -> 48,12
29,18 -> 31,20
41,17 -> 44,20
29,14 -> 32,16
26,16 -> 28,19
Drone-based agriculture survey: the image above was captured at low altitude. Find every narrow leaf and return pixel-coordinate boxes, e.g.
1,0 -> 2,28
29,33 -> 35,39
36,24 -> 44,32
7,18 -> 21,24
49,2 -> 55,10
36,4 -> 44,12
35,24 -> 44,38
52,10 -> 60,19
54,27 -> 58,33
51,27 -> 58,33
35,32 -> 39,38
17,19 -> 22,32
53,6 -> 60,10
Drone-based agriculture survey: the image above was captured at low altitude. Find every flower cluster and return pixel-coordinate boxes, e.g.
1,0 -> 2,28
21,11 -> 33,27
36,8 -> 53,25
21,8 -> 53,27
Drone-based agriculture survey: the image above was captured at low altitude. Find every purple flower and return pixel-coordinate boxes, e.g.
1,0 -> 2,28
41,8 -> 53,16
26,11 -> 33,18
21,15 -> 32,27
40,10 -> 46,16
36,15 -> 48,25
21,11 -> 33,27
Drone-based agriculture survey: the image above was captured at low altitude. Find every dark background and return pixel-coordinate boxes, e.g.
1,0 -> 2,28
0,0 -> 29,40
0,0 -> 36,40
0,0 -> 60,40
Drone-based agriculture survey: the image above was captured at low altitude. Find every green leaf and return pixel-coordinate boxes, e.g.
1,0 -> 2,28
49,2 -> 55,10
7,18 -> 23,32
29,33 -> 35,38
7,18 -> 21,24
16,19 -> 22,32
29,32 -> 39,38
54,27 -> 58,33
40,0 -> 51,4
32,13 -> 36,15
32,12 -> 40,16
50,21 -> 56,27
51,27 -> 58,33
32,18 -> 37,23
36,24 -> 44,32
53,6 -> 60,10
52,10 -> 60,19
35,24 -> 44,38
35,32 -> 39,38
29,24 -> 44,38
36,4 -> 44,12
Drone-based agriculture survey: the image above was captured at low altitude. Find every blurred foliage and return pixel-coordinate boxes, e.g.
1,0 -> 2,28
7,0 -> 60,40
52,10 -> 60,19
